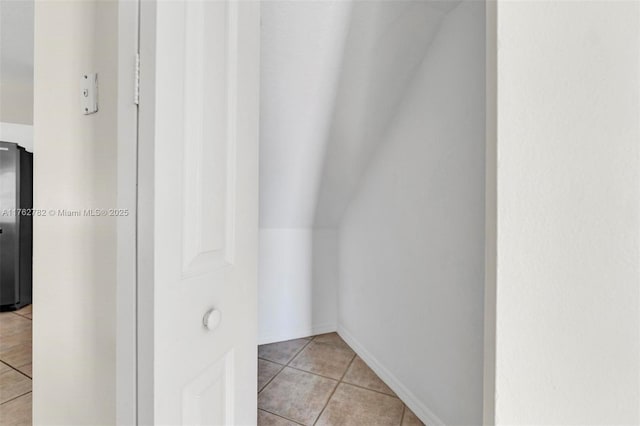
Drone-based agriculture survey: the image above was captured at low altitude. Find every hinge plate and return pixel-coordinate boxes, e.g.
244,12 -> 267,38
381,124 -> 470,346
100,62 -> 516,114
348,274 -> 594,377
134,53 -> 140,105
81,73 -> 99,114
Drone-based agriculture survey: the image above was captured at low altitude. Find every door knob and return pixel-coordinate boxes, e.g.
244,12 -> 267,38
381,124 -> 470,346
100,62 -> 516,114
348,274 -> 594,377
202,308 -> 221,331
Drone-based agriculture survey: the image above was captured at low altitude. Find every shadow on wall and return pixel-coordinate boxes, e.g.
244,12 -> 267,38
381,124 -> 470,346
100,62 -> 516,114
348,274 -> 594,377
258,228 -> 338,344
258,1 -> 457,345
259,2 -> 486,424
313,0 -> 458,228
258,0 -> 351,344
337,1 -> 486,424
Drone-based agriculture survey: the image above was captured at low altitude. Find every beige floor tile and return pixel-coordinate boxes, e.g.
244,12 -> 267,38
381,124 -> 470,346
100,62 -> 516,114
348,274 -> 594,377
0,364 -> 31,404
289,342 -> 355,380
402,406 -> 425,426
0,392 -> 32,426
342,356 -> 395,396
312,333 -> 352,352
0,343 -> 32,370
17,364 -> 31,379
258,409 -> 300,426
316,383 -> 404,426
259,359 -> 283,392
14,306 -> 32,316
258,367 -> 337,425
259,339 -> 309,365
0,329 -> 31,353
0,312 -> 14,323
0,314 -> 31,340
22,313 -> 31,320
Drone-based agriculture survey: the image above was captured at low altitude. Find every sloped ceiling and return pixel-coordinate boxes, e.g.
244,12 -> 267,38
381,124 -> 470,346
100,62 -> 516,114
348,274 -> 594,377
260,0 -> 462,229
260,1 -> 352,228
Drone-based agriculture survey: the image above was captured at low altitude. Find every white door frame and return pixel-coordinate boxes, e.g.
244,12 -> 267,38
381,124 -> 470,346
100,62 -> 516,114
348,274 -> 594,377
135,0 -> 156,422
116,0 -> 140,424
482,0 -> 498,424
115,1 -> 500,424
130,1 -> 262,423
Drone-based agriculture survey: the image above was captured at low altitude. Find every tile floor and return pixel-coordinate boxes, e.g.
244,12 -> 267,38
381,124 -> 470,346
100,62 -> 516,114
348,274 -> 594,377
0,313 -> 422,426
0,305 -> 32,426
258,333 -> 424,426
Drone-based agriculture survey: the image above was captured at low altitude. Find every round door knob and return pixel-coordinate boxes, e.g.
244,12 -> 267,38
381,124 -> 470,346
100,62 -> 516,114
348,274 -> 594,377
203,308 -> 222,331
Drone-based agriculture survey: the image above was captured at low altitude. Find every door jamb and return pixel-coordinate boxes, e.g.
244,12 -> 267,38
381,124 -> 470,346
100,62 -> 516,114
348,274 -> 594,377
121,1 -> 501,424
482,0 -> 498,424
134,1 -> 157,424
116,0 -> 140,424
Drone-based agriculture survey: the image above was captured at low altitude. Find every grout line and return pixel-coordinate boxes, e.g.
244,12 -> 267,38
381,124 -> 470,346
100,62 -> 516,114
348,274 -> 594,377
258,357 -> 286,367
258,334 -> 405,425
312,351 -> 357,425
11,311 -> 32,321
334,380 -> 400,399
258,338 -> 313,395
0,359 -> 31,380
258,362 -> 285,394
9,306 -> 32,319
307,339 -> 354,353
259,408 -> 305,426
258,338 -> 314,368
338,353 -> 357,384
281,363 -> 400,399
282,365 -> 341,383
286,363 -> 342,384
0,391 -> 31,406
286,338 -> 314,366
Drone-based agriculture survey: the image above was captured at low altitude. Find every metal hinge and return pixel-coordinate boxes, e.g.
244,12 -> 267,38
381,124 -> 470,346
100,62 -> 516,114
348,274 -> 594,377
134,53 -> 140,105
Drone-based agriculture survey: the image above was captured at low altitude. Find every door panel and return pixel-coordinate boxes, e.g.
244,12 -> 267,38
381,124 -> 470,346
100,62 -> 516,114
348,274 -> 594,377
139,1 -> 260,424
182,0 -> 236,276
182,350 -> 234,425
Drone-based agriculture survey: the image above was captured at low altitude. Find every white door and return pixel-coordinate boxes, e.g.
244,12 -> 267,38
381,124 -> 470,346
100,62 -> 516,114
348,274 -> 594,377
137,1 -> 260,424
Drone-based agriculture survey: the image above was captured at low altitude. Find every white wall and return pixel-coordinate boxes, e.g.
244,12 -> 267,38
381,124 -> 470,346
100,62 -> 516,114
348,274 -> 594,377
0,0 -> 34,125
258,1 -> 350,342
258,0 -> 456,345
314,0 -> 455,228
338,2 -> 485,425
0,122 -> 33,152
260,1 -> 350,229
33,1 -> 118,424
493,1 -> 640,424
259,229 -> 338,344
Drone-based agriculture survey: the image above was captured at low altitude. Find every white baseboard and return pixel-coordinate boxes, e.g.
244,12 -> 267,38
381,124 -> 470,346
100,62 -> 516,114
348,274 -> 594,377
258,323 -> 336,345
337,324 -> 446,426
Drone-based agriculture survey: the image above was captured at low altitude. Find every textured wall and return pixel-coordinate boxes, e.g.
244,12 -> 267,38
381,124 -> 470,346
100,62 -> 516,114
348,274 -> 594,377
258,1 -> 351,342
33,1 -> 117,423
494,1 -> 640,423
338,2 -> 485,424
0,0 -> 34,125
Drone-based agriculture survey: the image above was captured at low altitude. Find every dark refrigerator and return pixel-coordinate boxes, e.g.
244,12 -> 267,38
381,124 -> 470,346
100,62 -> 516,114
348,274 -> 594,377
0,141 -> 33,310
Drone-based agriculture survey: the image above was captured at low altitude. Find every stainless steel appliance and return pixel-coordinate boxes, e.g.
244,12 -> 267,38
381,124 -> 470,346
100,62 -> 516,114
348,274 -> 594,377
0,141 -> 33,310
